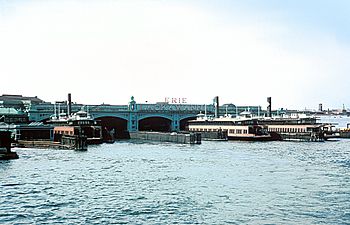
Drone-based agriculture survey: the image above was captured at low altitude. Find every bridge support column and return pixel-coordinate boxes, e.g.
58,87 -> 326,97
171,114 -> 180,132
128,113 -> 138,132
128,97 -> 139,132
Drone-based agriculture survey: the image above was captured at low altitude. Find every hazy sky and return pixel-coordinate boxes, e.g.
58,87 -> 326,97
1,0 -> 349,110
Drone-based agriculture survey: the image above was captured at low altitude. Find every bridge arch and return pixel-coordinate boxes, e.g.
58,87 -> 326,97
95,116 -> 129,139
138,116 -> 172,132
179,115 -> 197,131
137,114 -> 173,121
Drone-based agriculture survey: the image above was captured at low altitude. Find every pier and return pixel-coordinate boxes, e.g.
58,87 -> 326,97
129,131 -> 201,144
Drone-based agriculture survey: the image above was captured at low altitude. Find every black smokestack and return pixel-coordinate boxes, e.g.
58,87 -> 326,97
68,93 -> 72,116
214,96 -> 219,118
267,97 -> 271,117
319,103 -> 323,112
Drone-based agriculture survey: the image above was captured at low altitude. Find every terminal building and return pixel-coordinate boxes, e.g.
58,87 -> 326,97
1,94 -> 270,138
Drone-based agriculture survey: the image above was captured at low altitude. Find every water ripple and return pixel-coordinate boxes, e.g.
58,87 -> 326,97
0,140 -> 349,224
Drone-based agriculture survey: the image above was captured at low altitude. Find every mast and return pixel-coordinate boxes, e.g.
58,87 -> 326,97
58,103 -> 61,119
54,103 -> 57,118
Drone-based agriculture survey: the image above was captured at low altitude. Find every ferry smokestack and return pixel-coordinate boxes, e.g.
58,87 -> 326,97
319,103 -> 323,112
214,96 -> 219,118
68,93 -> 72,116
267,97 -> 272,117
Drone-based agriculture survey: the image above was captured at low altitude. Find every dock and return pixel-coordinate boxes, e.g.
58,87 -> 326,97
129,131 -> 201,144
16,135 -> 87,151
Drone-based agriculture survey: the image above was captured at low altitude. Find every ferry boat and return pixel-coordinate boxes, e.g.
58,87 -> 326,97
339,123 -> 350,138
187,114 -> 281,141
48,108 -> 103,145
257,114 -> 337,142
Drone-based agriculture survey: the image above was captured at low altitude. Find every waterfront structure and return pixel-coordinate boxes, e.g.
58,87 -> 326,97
1,94 -> 266,137
26,96 -> 267,134
25,97 -> 216,135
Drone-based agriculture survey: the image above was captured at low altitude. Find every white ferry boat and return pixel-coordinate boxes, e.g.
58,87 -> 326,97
187,114 -> 281,141
258,114 -> 337,141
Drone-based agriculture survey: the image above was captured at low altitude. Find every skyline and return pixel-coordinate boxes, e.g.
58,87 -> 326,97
1,0 -> 349,110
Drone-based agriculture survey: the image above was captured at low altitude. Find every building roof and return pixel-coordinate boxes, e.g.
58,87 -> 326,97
0,94 -> 44,103
0,107 -> 24,115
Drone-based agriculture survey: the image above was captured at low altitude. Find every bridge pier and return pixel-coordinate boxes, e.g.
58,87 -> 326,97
128,112 -> 138,132
128,97 -> 138,132
171,114 -> 180,132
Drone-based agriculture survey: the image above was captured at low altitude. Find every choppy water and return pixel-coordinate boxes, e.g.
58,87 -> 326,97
1,140 -> 350,224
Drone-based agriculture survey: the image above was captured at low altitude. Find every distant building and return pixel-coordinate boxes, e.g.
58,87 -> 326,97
0,107 -> 29,124
220,104 -> 262,117
0,94 -> 45,110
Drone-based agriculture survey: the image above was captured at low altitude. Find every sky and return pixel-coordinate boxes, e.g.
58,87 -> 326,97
1,0 -> 349,110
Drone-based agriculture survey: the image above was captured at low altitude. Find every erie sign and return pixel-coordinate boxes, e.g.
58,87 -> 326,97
164,97 -> 188,104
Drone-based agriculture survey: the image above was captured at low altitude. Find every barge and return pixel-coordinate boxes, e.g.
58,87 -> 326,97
129,131 -> 201,144
16,134 -> 87,150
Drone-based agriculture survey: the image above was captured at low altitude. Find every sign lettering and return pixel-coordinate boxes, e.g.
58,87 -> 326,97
165,97 -> 187,104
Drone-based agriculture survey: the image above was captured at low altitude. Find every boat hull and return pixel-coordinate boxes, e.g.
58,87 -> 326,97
228,132 -> 281,141
0,152 -> 19,160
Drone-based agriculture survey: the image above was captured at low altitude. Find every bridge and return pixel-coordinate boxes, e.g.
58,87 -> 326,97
27,97 -> 216,135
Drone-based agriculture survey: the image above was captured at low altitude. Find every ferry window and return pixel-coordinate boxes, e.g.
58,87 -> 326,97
243,130 -> 247,134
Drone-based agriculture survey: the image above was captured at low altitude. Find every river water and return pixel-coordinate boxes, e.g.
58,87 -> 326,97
1,139 -> 350,224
